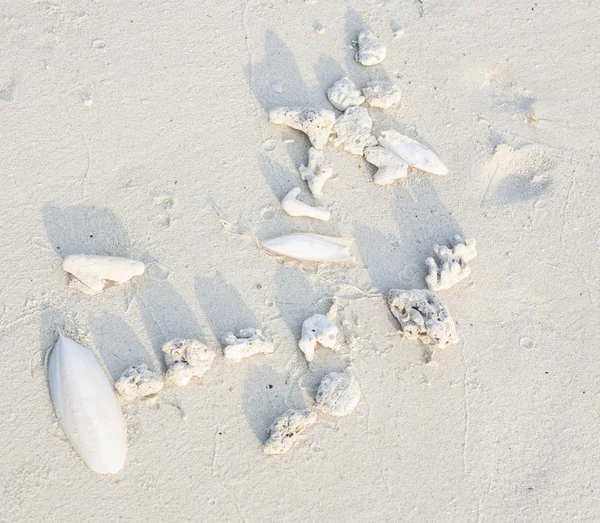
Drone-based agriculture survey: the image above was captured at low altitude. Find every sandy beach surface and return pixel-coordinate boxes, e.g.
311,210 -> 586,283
1,0 -> 599,521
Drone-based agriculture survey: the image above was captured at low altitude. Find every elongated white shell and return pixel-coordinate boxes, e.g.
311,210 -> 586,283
378,130 -> 449,175
48,335 -> 127,474
263,234 -> 353,263
62,255 -> 145,294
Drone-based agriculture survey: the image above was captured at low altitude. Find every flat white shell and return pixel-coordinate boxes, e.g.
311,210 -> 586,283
263,234 -> 353,263
378,130 -> 449,175
48,335 -> 127,474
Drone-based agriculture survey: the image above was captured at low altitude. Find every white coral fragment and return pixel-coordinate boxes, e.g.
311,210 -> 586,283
362,80 -> 402,109
378,130 -> 449,175
263,409 -> 317,455
388,289 -> 458,348
355,30 -> 386,66
162,339 -> 215,387
426,235 -> 477,291
62,255 -> 145,294
263,234 -> 353,263
298,147 -> 333,199
221,328 -> 274,362
364,146 -> 408,185
327,77 -> 365,111
115,364 -> 163,402
281,188 -> 330,221
269,107 -> 335,149
315,372 -> 361,417
330,106 -> 377,156
298,314 -> 338,362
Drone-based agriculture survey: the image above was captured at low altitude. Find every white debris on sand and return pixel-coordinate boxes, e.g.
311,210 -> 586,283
378,130 -> 449,175
315,371 -> 361,416
330,106 -> 377,156
221,328 -> 274,362
362,80 -> 402,109
298,313 -> 339,362
355,30 -> 386,66
426,235 -> 477,291
298,147 -> 333,198
388,289 -> 458,348
115,364 -> 163,402
364,145 -> 409,185
327,77 -> 365,111
62,255 -> 145,294
269,107 -> 335,149
263,409 -> 317,455
281,188 -> 331,221
162,339 -> 215,386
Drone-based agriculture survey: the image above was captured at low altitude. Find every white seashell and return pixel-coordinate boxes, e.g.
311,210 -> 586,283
269,107 -> 335,150
221,328 -> 274,362
298,147 -> 333,199
263,233 -> 353,263
263,409 -> 317,455
115,364 -> 163,401
355,30 -> 386,66
281,188 -> 330,221
62,254 -> 145,294
364,146 -> 409,185
315,372 -> 361,416
48,335 -> 127,474
378,130 -> 449,175
362,80 -> 402,109
425,235 -> 477,291
326,77 -> 365,111
330,106 -> 377,156
388,289 -> 458,348
162,339 -> 215,387
298,313 -> 338,362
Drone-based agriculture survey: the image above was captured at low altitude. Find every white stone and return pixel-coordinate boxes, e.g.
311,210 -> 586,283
388,289 -> 458,348
298,147 -> 333,199
330,106 -> 377,156
298,314 -> 338,362
362,80 -> 402,109
315,372 -> 361,416
355,30 -> 386,66
364,146 -> 409,185
426,235 -> 477,291
115,364 -> 163,402
62,255 -> 145,294
269,107 -> 335,149
263,409 -> 317,455
281,188 -> 330,221
326,77 -> 365,111
162,339 -> 215,386
221,328 -> 274,362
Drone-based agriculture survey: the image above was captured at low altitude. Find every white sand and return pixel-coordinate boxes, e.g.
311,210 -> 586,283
1,1 -> 599,521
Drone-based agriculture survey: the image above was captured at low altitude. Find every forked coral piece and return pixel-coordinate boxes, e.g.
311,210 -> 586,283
281,188 -> 331,221
388,289 -> 458,348
425,235 -> 477,291
263,409 -> 317,455
298,147 -> 333,199
269,107 -> 335,149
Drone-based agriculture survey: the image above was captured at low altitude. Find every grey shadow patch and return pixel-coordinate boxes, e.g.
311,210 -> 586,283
257,152 -> 298,201
314,55 -> 346,101
493,174 -> 551,204
90,313 -> 154,380
0,77 -> 15,102
195,271 -> 259,343
274,264 -> 316,340
243,364 -> 306,444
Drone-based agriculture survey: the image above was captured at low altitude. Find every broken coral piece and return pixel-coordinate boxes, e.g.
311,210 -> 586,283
378,130 -> 449,175
362,80 -> 402,109
330,106 -> 377,156
221,328 -> 274,362
425,235 -> 477,291
263,233 -> 353,263
355,30 -> 386,66
62,254 -> 145,294
281,188 -> 331,221
298,147 -> 333,199
315,371 -> 361,417
263,408 -> 317,455
388,289 -> 458,348
162,339 -> 215,387
48,334 -> 127,474
115,364 -> 163,402
269,107 -> 335,150
364,146 -> 408,185
326,77 -> 365,111
298,313 -> 339,362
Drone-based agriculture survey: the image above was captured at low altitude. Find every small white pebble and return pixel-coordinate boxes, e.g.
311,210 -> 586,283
271,83 -> 284,94
314,23 -> 326,34
315,372 -> 361,416
263,409 -> 317,455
